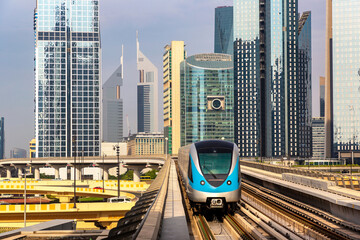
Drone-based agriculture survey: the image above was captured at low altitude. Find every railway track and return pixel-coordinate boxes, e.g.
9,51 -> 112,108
242,179 -> 360,232
224,214 -> 256,240
175,160 -> 265,240
242,180 -> 360,240
194,214 -> 216,240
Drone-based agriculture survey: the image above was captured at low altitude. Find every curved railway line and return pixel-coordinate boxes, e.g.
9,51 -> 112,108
242,180 -> 360,240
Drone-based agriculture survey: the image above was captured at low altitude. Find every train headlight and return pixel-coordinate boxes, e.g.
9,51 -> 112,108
227,180 -> 232,185
200,180 -> 205,185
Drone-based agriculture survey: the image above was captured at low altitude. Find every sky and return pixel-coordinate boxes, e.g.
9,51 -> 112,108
0,0 -> 325,158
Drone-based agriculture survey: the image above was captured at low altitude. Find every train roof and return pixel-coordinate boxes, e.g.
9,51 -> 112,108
194,140 -> 234,149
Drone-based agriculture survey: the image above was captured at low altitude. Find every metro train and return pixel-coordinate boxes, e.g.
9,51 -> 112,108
178,140 -> 241,212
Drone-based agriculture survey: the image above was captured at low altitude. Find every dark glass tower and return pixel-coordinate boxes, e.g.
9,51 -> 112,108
298,12 -> 312,157
34,0 -> 101,157
320,77 -> 325,118
214,6 -> 233,55
234,0 -> 311,158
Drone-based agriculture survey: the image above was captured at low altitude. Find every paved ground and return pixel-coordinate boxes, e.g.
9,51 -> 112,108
160,160 -> 190,240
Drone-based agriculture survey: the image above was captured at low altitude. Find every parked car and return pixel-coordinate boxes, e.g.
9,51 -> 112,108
107,197 -> 131,203
93,187 -> 103,190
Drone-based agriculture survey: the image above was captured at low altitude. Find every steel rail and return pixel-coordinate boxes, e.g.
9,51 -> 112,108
243,179 -> 360,232
243,182 -> 351,240
224,214 -> 256,240
195,215 -> 216,240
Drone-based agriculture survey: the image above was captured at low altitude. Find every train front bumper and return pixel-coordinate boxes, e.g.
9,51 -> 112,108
187,184 -> 241,203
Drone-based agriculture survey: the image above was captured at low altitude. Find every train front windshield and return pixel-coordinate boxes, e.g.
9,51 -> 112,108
198,148 -> 232,176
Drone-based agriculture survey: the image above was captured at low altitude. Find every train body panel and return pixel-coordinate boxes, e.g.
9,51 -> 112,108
178,140 -> 241,209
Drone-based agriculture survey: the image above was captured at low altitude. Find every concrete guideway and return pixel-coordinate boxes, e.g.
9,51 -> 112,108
0,179 -> 149,192
0,155 -> 166,182
0,185 -> 135,202
241,166 -> 360,225
107,157 -> 173,239
241,160 -> 360,190
160,160 -> 190,240
0,179 -> 147,229
0,202 -> 135,229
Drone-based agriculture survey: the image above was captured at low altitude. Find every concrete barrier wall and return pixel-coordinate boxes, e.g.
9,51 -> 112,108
0,220 -> 75,239
282,173 -> 336,190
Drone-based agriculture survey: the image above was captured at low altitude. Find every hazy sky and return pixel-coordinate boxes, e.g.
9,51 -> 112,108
0,0 -> 325,157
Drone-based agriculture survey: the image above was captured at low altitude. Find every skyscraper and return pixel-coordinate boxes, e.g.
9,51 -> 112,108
234,0 -> 311,158
298,11 -> 312,157
312,117 -> 325,159
180,54 -> 234,146
10,148 -> 27,159
34,0 -> 101,157
103,46 -> 124,142
326,0 -> 360,158
0,117 -> 4,159
325,0 -> 333,158
163,41 -> 186,155
214,6 -> 233,55
137,33 -> 159,133
320,77 -> 325,118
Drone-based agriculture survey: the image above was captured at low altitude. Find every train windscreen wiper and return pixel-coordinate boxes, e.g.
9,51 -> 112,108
203,165 -> 217,179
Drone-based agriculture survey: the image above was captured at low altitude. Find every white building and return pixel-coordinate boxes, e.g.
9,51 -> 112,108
102,46 -> 124,142
136,32 -> 159,133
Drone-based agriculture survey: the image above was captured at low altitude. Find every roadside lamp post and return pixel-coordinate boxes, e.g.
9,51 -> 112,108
102,154 -> 106,193
165,137 -> 168,159
72,136 -> 77,209
22,169 -> 31,228
113,145 -> 120,198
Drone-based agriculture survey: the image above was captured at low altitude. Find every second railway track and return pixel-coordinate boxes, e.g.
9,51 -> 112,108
242,180 -> 360,240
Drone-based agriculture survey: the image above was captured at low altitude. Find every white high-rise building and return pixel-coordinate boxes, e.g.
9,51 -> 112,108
136,32 -> 159,133
103,46 -> 124,142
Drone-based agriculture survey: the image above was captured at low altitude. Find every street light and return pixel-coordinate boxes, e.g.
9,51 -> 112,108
72,136 -> 77,209
102,154 -> 106,193
113,145 -> 120,198
21,169 -> 32,228
348,105 -> 356,177
165,137 -> 168,159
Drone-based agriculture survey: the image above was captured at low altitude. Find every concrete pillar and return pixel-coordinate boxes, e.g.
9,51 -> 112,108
53,166 -> 61,179
75,167 -> 81,181
102,167 -> 109,181
34,167 -> 40,180
18,168 -> 23,179
133,167 -> 141,183
5,167 -> 11,179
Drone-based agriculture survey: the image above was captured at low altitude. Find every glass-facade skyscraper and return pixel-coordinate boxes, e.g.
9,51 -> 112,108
180,54 -> 234,146
331,0 -> 360,156
34,0 -> 101,157
214,6 -> 233,55
137,33 -> 159,133
298,12 -> 312,157
103,46 -> 124,142
320,77 -> 325,118
0,117 -> 4,159
234,0 -> 312,158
